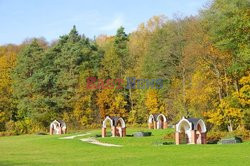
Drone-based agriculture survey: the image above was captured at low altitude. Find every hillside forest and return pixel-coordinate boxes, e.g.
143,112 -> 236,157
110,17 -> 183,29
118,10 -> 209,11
0,0 -> 249,134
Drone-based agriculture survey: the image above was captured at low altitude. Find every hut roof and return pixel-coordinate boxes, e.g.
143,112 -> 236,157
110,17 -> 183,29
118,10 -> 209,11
186,118 -> 201,130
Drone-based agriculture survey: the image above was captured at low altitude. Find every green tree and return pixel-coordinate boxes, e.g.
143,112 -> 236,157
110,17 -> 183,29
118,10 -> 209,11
204,0 -> 250,84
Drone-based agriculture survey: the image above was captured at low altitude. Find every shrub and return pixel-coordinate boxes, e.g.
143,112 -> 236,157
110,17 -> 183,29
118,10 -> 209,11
0,131 -> 16,136
232,129 -> 250,140
5,120 -> 16,132
207,129 -> 250,144
163,132 -> 175,140
5,119 -> 48,135
206,131 -> 227,144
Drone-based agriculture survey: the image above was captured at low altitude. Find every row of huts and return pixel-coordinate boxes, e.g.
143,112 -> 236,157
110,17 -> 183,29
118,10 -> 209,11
50,114 -> 207,145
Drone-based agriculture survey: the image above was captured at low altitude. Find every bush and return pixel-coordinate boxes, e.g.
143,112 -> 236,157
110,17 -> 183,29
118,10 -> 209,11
207,129 -> 250,144
5,119 -> 48,135
163,132 -> 175,140
0,131 -> 16,136
206,131 -> 227,144
232,129 -> 250,140
5,120 -> 15,131
86,123 -> 101,129
163,142 -> 174,145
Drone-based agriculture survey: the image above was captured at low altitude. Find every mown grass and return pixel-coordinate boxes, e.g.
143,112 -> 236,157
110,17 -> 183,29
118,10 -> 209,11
0,128 -> 249,166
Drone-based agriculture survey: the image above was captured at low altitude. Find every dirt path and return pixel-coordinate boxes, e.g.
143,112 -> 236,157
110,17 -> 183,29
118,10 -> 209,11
59,133 -> 91,139
80,138 -> 122,147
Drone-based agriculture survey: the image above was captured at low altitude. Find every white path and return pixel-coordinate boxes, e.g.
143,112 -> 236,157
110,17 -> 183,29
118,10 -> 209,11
80,138 -> 123,147
59,133 -> 91,139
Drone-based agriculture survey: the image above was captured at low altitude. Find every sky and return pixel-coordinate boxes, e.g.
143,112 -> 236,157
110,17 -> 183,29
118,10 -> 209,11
0,0 -> 209,45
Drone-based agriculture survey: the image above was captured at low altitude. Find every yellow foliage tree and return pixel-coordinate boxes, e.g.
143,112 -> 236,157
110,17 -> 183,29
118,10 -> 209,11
69,72 -> 95,127
236,73 -> 250,106
205,99 -> 243,132
0,46 -> 17,130
186,70 -> 218,117
73,95 -> 93,126
97,89 -> 114,119
145,89 -> 159,114
97,89 -> 127,119
233,72 -> 250,129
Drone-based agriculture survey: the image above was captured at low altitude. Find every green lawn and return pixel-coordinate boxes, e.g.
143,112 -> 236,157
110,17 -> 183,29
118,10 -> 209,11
0,128 -> 249,166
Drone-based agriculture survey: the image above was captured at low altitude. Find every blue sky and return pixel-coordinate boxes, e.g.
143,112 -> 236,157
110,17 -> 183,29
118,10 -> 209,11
0,0 -> 209,45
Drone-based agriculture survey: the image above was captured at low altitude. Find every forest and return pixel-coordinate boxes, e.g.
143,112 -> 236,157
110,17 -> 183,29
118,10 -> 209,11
0,0 -> 249,135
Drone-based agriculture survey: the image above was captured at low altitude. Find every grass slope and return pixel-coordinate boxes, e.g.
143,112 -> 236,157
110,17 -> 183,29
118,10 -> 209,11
0,128 -> 249,166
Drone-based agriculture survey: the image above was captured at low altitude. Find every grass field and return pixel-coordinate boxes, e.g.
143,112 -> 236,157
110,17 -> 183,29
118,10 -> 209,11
0,128 -> 249,166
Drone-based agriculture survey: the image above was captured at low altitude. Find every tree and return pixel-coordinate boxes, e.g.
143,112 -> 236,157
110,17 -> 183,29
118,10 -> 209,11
96,89 -> 128,119
100,39 -> 121,78
186,70 -> 217,117
205,98 -> 243,131
100,27 -> 129,79
126,16 -> 167,124
12,40 -> 44,119
145,89 -> 159,114
0,45 -> 19,131
234,72 -> 250,129
204,0 -> 250,84
114,26 -> 129,77
11,26 -> 103,132
45,26 -> 101,127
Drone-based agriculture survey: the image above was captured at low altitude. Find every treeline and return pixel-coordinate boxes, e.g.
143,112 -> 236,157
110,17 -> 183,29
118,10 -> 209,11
0,0 -> 249,134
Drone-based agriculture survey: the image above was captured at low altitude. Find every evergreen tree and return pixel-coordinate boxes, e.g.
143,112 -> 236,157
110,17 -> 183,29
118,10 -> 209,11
12,40 -> 44,120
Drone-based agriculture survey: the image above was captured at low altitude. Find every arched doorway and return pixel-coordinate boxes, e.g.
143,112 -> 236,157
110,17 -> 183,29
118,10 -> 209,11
175,117 -> 207,145
102,116 -> 115,137
178,120 -> 191,144
115,118 -> 126,137
148,114 -> 167,129
195,119 -> 207,144
148,114 -> 155,129
50,120 -> 67,135
196,124 -> 202,144
156,114 -> 167,129
102,116 -> 126,137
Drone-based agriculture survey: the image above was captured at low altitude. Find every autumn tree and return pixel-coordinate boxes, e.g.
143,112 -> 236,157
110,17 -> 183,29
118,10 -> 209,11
96,89 -> 127,119
205,98 -> 243,132
145,89 -> 159,114
126,16 -> 166,123
0,45 -> 19,131
234,72 -> 250,129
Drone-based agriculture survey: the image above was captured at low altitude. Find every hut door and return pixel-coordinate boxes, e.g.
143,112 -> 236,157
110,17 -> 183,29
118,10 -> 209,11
196,124 -> 202,144
159,116 -> 164,129
180,128 -> 188,144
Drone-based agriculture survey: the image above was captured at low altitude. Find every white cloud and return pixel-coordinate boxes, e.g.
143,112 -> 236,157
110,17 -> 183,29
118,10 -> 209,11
99,16 -> 123,32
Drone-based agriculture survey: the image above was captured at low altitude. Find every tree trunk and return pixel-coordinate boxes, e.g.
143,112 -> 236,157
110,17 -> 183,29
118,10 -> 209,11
218,87 -> 222,101
234,80 -> 239,93
182,67 -> 188,115
224,69 -> 229,97
129,88 -> 134,112
228,121 -> 233,132
213,64 -> 223,101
